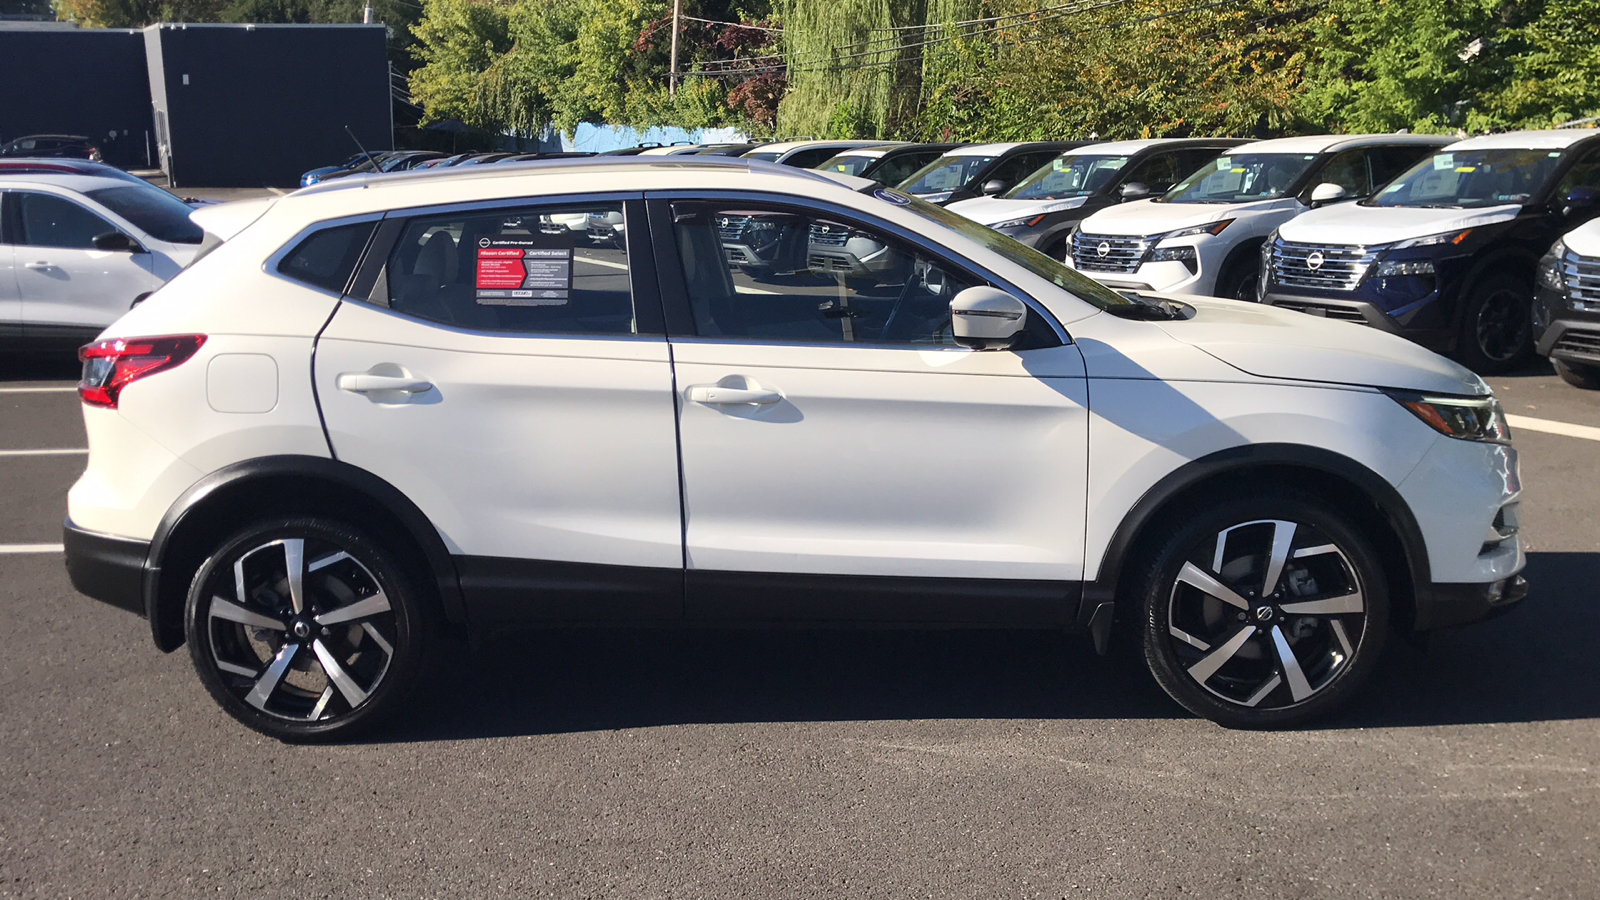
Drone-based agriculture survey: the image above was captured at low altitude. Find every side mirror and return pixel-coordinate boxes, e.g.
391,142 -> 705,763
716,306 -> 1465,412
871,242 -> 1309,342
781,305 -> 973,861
980,179 -> 1006,195
950,286 -> 1027,350
1564,186 -> 1600,217
1308,182 -> 1348,208
93,231 -> 142,253
1118,182 -> 1151,201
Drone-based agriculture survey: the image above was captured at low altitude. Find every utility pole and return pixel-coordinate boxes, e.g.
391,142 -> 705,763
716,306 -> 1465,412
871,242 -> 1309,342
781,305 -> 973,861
669,0 -> 680,95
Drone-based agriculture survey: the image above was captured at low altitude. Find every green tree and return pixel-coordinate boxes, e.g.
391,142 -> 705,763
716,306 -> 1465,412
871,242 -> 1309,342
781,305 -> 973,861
408,0 -> 511,130
1476,0 -> 1600,128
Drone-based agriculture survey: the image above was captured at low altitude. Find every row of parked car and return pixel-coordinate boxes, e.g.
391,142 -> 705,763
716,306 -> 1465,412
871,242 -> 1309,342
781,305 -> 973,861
599,130 -> 1594,382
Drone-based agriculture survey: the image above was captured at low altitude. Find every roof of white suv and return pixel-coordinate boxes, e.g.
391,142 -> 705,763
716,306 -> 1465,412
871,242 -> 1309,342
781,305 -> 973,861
1065,138 -> 1242,156
1447,128 -> 1600,151
1224,133 -> 1453,155
0,172 -> 140,193
284,157 -> 866,221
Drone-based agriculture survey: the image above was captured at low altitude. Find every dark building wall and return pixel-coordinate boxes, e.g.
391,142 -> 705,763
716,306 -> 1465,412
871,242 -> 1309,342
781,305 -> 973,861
146,23 -> 391,188
0,26 -> 154,168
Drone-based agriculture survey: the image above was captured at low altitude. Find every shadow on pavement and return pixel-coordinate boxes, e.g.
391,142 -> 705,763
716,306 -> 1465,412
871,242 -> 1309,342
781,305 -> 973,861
376,550 -> 1598,742
1339,550 -> 1600,728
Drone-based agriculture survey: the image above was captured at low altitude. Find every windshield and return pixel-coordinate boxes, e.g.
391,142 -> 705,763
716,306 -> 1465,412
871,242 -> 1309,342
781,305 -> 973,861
86,185 -> 203,244
1006,154 -> 1131,200
891,189 -> 1133,311
817,153 -> 878,176
899,155 -> 996,195
1366,148 -> 1566,209
745,151 -> 783,163
1161,153 -> 1320,203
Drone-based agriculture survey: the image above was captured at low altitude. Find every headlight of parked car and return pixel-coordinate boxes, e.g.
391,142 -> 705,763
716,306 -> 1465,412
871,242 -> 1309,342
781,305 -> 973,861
992,215 -> 1047,229
1160,219 -> 1234,241
1387,391 -> 1511,444
1537,240 -> 1566,292
1388,229 -> 1473,250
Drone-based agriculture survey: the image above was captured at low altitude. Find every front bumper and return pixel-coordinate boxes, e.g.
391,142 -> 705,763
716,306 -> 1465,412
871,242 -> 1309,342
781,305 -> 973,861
1532,286 -> 1600,364
1415,575 -> 1529,631
62,518 -> 149,617
1261,291 -> 1455,352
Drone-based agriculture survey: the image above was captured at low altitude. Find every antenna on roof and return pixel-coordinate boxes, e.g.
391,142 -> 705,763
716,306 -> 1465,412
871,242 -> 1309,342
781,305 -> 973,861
345,125 -> 376,167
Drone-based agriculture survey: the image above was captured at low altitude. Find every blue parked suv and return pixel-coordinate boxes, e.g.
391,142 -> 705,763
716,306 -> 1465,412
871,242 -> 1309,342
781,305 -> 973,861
1262,130 -> 1600,374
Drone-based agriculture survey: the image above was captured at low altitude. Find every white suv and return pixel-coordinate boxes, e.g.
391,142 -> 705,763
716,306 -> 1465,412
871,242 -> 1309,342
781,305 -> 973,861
1,173 -> 203,352
1067,135 -> 1452,300
64,158 -> 1527,741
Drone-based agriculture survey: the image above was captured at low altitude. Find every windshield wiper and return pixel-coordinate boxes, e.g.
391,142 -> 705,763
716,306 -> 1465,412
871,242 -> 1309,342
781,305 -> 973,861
1105,291 -> 1186,320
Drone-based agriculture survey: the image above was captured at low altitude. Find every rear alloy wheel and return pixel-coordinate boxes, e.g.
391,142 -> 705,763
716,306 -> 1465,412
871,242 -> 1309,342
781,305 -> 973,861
1552,358 -> 1600,390
1457,274 -> 1535,374
1139,496 -> 1389,728
184,517 -> 432,742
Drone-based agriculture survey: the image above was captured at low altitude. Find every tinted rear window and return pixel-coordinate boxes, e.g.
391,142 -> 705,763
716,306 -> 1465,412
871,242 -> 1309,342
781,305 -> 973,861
277,221 -> 377,294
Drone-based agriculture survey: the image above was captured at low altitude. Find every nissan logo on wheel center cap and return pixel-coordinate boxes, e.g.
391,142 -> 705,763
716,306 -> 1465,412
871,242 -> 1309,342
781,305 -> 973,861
1306,250 -> 1325,270
1096,242 -> 1111,258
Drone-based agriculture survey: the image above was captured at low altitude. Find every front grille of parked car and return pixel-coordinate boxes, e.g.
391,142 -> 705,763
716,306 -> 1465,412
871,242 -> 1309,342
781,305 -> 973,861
716,216 -> 749,243
1566,252 -> 1600,310
809,223 -> 851,247
1270,240 -> 1376,292
1553,325 -> 1600,360
1270,298 -> 1370,324
1071,233 -> 1152,273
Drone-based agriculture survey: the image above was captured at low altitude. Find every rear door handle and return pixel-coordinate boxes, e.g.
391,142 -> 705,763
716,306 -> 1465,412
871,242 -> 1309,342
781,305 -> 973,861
336,373 -> 434,395
687,385 -> 781,405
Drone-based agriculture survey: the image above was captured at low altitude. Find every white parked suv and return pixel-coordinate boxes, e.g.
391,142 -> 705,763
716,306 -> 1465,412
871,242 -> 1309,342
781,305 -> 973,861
64,158 -> 1527,741
1067,135 -> 1452,300
1,173 -> 203,352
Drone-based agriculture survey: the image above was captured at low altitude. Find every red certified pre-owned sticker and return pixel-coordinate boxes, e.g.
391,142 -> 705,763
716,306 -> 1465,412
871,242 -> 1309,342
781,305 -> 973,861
476,248 -> 527,289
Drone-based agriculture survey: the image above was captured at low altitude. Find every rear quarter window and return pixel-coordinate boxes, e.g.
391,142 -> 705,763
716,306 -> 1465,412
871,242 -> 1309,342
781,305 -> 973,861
276,221 -> 377,295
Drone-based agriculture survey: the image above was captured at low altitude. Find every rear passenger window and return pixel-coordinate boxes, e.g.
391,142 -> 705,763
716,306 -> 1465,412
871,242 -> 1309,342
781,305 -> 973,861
382,203 -> 635,335
278,221 -> 376,294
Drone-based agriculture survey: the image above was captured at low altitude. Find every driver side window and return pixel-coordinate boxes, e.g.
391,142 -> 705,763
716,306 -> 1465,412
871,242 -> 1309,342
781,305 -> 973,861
671,203 -> 974,345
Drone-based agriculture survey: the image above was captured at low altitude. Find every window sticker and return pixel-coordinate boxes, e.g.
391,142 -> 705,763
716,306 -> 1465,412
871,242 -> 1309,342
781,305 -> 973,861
1455,166 -> 1477,173
1216,158 -> 1231,169
474,236 -> 572,306
1433,154 -> 1455,170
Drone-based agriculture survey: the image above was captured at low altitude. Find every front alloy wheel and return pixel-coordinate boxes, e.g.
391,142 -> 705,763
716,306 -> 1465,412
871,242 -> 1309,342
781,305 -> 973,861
185,518 -> 431,742
1140,497 -> 1389,727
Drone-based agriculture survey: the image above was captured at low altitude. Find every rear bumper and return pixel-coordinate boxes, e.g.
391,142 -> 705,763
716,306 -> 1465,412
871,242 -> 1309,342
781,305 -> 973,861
1414,575 -> 1529,631
62,518 -> 148,617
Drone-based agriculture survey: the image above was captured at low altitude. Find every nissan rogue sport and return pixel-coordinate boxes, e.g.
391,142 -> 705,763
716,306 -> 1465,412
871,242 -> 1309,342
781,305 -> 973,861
64,158 -> 1527,741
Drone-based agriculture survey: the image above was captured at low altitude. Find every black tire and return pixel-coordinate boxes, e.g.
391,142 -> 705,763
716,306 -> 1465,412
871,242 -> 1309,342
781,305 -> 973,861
1042,235 -> 1071,263
1455,273 -> 1535,374
1214,253 -> 1261,302
184,517 -> 435,743
1553,358 -> 1600,390
1136,493 -> 1389,728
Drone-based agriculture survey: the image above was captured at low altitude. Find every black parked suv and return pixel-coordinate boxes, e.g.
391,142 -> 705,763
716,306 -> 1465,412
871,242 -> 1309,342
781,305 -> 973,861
1265,130 -> 1600,374
816,143 -> 962,187
896,141 -> 1088,206
0,134 -> 102,162
1534,213 -> 1600,387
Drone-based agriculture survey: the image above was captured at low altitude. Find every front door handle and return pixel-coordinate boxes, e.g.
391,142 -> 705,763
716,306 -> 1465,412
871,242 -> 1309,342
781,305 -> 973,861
687,385 -> 781,406
24,261 -> 52,270
336,372 -> 434,395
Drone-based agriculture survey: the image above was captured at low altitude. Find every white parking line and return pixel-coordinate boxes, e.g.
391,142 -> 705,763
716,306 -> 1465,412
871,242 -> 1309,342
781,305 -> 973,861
0,544 -> 63,554
0,449 -> 87,457
0,386 -> 76,394
1507,414 -> 1600,443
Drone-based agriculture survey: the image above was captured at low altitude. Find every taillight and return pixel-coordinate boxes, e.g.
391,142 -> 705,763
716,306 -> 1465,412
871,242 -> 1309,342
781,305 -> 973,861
78,335 -> 207,408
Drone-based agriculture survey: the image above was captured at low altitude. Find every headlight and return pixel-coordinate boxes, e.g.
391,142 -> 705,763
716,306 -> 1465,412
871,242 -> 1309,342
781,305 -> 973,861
919,191 -> 953,204
992,215 -> 1047,229
1388,229 -> 1473,250
1387,391 -> 1511,444
1373,259 -> 1436,277
1537,240 -> 1566,292
1160,219 -> 1234,241
1149,246 -> 1196,262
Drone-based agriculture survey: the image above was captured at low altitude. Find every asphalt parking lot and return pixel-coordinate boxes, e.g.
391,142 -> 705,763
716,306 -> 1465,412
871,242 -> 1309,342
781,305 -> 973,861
1,349 -> 1597,899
